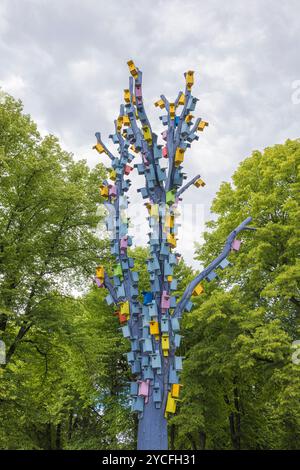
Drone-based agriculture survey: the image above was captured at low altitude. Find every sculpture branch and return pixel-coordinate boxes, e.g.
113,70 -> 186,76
176,174 -> 200,198
174,216 -> 254,318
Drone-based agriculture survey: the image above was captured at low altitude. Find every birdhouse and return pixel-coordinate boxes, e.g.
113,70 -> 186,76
124,89 -> 131,103
185,70 -> 194,90
174,334 -> 182,348
161,334 -> 170,355
124,164 -> 133,175
117,116 -> 123,131
118,312 -> 128,324
206,271 -> 217,282
166,190 -> 176,205
96,266 -> 104,280
100,185 -> 109,198
121,325 -> 131,338
171,383 -> 182,399
169,103 -> 175,120
169,368 -> 179,384
149,321 -> 159,335
151,353 -> 162,369
153,385 -> 162,405
93,142 -> 105,154
138,380 -> 150,399
162,146 -> 168,158
120,236 -> 128,250
120,301 -> 130,316
142,338 -> 153,354
231,239 -> 241,251
171,317 -> 180,332
141,356 -> 149,367
94,277 -> 103,288
150,204 -> 159,219
178,92 -> 185,106
175,356 -> 183,371
167,233 -> 177,248
197,120 -> 209,132
218,258 -> 230,270
149,301 -> 158,317
161,317 -> 169,333
142,126 -> 152,143
132,396 -> 144,413
127,60 -> 138,79
194,178 -> 206,188
175,148 -> 185,167
127,352 -> 135,363
109,169 -> 116,181
165,392 -> 177,414
161,291 -> 170,310
185,114 -> 194,123
130,382 -> 138,396
143,365 -> 154,380
132,360 -> 141,374
143,291 -> 153,305
113,264 -> 123,277
109,185 -> 117,197
154,99 -> 165,109
105,294 -> 114,306
193,282 -> 204,296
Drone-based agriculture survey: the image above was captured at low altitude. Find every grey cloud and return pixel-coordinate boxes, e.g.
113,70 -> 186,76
0,0 -> 299,266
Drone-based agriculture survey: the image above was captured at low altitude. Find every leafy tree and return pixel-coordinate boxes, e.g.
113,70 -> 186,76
172,139 -> 300,449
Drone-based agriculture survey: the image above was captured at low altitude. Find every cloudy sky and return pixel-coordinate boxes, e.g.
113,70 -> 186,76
0,0 -> 299,265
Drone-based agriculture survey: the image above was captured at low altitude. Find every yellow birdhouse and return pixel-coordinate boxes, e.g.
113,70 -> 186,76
96,266 -> 104,279
185,114 -> 194,123
109,169 -> 116,181
165,392 -> 177,414
150,204 -> 159,219
143,126 -> 152,143
169,103 -> 175,120
198,120 -> 209,131
161,334 -> 170,354
154,99 -> 165,109
149,321 -> 159,336
100,186 -> 109,198
123,115 -> 130,126
171,384 -> 182,399
93,143 -> 105,154
175,147 -> 185,166
193,283 -> 204,296
127,60 -> 138,79
178,92 -> 185,106
124,89 -> 131,103
165,214 -> 174,228
120,301 -> 130,317
185,70 -> 194,90
117,116 -> 123,132
194,178 -> 206,188
167,233 -> 177,248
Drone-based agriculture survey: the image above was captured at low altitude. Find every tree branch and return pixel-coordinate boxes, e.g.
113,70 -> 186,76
176,174 -> 200,199
174,216 -> 254,317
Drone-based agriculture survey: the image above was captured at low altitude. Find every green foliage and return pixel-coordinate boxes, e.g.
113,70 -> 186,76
1,91 -> 299,449
171,140 -> 300,450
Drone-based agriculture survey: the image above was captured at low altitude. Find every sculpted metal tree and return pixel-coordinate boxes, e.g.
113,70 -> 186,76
93,61 -> 252,450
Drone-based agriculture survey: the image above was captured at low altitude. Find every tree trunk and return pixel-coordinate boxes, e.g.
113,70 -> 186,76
137,395 -> 168,450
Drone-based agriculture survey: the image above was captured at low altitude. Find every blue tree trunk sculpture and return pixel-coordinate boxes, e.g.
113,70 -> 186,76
93,61 -> 253,450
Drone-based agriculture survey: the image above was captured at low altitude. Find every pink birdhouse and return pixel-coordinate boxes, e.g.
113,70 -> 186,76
162,146 -> 168,158
138,380 -> 150,403
161,290 -> 170,309
124,165 -> 133,175
95,277 -> 104,288
109,184 -> 117,197
120,236 -> 128,249
135,85 -> 142,98
161,130 -> 167,141
231,239 -> 241,251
